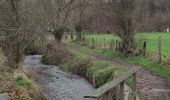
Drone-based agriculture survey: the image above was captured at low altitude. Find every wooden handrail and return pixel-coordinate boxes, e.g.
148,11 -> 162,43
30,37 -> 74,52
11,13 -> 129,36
84,67 -> 140,99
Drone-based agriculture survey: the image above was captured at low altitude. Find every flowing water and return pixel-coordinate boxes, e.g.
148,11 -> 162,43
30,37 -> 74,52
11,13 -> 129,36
24,55 -> 94,100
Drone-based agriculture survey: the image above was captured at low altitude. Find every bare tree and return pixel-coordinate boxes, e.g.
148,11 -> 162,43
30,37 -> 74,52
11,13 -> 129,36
111,0 -> 136,55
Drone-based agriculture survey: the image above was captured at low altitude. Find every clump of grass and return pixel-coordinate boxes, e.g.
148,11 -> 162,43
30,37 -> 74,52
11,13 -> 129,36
60,63 -> 70,72
68,53 -> 92,77
87,61 -> 128,87
14,74 -> 36,90
0,52 -> 13,81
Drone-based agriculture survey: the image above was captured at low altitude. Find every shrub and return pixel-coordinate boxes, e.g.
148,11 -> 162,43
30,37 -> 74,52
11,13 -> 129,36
69,56 -> 92,77
42,41 -> 72,65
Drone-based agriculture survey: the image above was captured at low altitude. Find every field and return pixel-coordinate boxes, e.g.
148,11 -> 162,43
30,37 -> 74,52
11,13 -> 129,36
66,32 -> 170,81
86,32 -> 170,59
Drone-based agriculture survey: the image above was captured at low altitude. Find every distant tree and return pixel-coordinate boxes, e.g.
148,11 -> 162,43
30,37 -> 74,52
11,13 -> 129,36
74,0 -> 92,41
112,0 -> 136,55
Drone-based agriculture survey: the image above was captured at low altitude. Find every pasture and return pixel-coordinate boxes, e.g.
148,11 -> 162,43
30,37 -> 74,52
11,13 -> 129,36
86,32 -> 170,59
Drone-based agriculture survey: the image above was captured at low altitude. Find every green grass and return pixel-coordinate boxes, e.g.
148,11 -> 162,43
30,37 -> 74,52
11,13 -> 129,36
14,75 -> 36,90
60,63 -> 70,72
87,61 -> 128,87
86,32 -> 170,58
97,49 -> 170,81
125,56 -> 170,80
66,42 -> 170,81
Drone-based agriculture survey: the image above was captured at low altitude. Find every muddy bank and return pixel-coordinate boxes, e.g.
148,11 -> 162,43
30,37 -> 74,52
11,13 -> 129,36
24,55 -> 94,100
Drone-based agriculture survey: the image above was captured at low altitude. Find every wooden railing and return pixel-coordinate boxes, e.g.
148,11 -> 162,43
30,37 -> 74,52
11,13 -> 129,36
84,67 -> 140,100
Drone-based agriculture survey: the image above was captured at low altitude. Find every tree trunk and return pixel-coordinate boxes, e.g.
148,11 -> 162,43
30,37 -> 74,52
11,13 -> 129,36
76,32 -> 82,41
121,36 -> 135,56
52,28 -> 64,42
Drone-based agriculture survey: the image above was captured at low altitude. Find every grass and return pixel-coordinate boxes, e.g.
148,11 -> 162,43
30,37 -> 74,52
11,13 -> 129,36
66,41 -> 170,81
14,75 -> 36,90
55,45 -> 129,87
87,61 -> 128,87
66,42 -> 148,99
86,32 -> 170,59
125,56 -> 170,80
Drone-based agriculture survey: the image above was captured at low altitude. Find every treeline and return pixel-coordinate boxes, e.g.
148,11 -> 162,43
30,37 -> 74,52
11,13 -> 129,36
0,0 -> 170,68
81,0 -> 170,33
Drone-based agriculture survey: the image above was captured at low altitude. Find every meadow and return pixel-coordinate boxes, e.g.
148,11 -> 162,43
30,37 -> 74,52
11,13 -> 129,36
86,32 -> 170,59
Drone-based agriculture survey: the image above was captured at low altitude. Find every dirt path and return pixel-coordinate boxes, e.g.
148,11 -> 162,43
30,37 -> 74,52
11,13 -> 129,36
69,48 -> 170,100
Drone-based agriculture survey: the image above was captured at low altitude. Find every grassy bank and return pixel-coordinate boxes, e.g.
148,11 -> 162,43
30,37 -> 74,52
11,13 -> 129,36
41,41 -> 128,87
0,52 -> 45,100
41,41 -> 148,99
66,42 -> 170,81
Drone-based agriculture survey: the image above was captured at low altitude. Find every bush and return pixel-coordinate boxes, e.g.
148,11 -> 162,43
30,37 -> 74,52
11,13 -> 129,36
69,55 -> 92,77
42,41 -> 72,65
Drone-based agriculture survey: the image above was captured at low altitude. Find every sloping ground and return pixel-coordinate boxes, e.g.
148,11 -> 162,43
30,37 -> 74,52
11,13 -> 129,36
68,46 -> 170,100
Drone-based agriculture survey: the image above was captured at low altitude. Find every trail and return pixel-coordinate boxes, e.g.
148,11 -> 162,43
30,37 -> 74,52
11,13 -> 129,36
23,55 -> 94,100
69,47 -> 170,100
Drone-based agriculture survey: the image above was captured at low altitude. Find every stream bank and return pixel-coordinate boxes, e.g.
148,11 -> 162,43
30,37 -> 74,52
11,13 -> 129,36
24,55 -> 94,100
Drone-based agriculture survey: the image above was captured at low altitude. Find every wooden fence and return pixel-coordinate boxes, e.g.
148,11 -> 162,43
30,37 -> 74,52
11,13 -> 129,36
84,67 -> 140,100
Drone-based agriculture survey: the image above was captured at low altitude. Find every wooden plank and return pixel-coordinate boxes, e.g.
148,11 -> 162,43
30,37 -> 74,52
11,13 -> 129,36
132,73 -> 137,100
84,67 -> 140,99
119,81 -> 125,100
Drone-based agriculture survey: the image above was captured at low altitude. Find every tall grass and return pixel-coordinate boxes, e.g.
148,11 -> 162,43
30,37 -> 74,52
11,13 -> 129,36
0,51 -> 12,81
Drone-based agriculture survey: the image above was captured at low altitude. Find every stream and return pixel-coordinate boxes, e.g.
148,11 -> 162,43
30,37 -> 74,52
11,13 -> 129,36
24,55 -> 94,100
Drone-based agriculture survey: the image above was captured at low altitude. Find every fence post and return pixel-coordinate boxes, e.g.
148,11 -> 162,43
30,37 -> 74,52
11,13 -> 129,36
115,40 -> 119,51
143,41 -> 147,56
91,38 -> 95,49
103,38 -> 106,49
119,81 -> 124,100
158,36 -> 162,63
109,41 -> 113,50
118,41 -> 122,52
116,85 -> 120,100
132,73 -> 137,100
70,33 -> 73,41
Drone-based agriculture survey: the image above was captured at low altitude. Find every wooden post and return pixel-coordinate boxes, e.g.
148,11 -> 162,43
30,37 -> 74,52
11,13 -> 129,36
116,85 -> 120,100
158,36 -> 162,63
115,40 -> 118,51
103,38 -> 106,49
132,73 -> 137,100
91,38 -> 95,49
118,41 -> 122,52
143,41 -> 147,56
70,33 -> 73,41
109,41 -> 113,50
119,81 -> 124,100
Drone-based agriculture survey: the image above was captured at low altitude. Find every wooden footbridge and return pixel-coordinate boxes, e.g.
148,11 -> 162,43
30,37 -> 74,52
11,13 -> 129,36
84,67 -> 140,100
